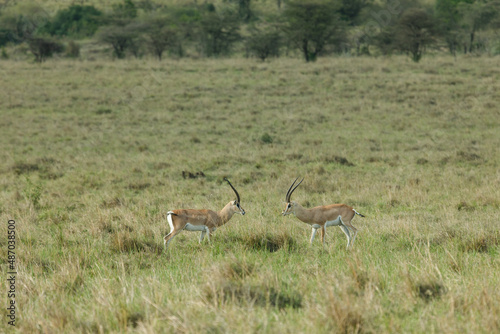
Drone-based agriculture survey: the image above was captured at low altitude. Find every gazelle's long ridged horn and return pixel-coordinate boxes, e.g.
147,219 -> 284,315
224,178 -> 240,203
287,177 -> 304,202
286,177 -> 299,202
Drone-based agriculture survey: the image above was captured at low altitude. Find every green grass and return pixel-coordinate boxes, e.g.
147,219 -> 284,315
0,55 -> 499,333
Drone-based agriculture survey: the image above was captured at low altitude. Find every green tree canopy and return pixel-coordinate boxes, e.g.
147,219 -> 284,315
283,0 -> 345,62
41,5 -> 103,38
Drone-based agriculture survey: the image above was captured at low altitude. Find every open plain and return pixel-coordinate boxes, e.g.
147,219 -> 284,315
1,56 -> 499,333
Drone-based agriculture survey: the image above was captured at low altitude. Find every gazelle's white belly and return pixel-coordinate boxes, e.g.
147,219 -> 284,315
325,215 -> 343,227
184,223 -> 207,232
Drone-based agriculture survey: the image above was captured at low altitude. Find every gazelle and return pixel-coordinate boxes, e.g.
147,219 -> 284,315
282,178 -> 365,249
164,178 -> 245,250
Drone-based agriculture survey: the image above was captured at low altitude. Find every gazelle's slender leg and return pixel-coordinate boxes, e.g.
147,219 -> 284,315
344,221 -> 358,247
321,225 -> 326,244
198,225 -> 212,243
310,227 -> 319,244
204,226 -> 211,243
164,230 -> 181,251
164,232 -> 172,251
339,225 -> 351,249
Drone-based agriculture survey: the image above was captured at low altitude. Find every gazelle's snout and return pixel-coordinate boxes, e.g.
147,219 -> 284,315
236,202 -> 246,215
282,202 -> 293,216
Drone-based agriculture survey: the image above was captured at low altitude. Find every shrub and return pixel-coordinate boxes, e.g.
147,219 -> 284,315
228,0 -> 253,22
260,133 -> 273,144
65,40 -> 80,58
0,29 -> 14,47
0,3 -> 50,43
1,47 -> 8,59
41,5 -> 103,38
27,37 -> 64,62
23,177 -> 43,208
112,0 -> 138,20
142,14 -> 178,60
246,26 -> 281,61
199,9 -> 240,57
282,0 -> 345,62
394,8 -> 436,62
97,23 -> 139,59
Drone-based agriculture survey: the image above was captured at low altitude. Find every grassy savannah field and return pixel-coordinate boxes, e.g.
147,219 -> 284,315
0,55 -> 499,333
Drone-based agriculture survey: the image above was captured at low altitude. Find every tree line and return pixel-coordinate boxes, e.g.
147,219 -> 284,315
0,0 -> 500,63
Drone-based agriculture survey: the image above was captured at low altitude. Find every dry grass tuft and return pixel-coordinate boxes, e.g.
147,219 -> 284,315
236,231 -> 297,252
205,259 -> 302,309
127,182 -> 151,191
182,170 -> 206,179
348,258 -> 370,294
205,280 -> 302,309
101,197 -> 126,208
405,272 -> 447,302
323,155 -> 355,167
325,289 -> 365,334
457,201 -> 476,211
458,234 -> 500,253
63,274 -> 85,294
11,161 -> 40,175
415,281 -> 447,301
110,232 -> 161,254
212,259 -> 255,281
456,151 -> 482,162
126,312 -> 144,328
98,220 -> 115,234
116,307 -> 145,330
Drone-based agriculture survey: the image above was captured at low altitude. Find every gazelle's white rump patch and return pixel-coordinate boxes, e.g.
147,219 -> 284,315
167,211 -> 174,233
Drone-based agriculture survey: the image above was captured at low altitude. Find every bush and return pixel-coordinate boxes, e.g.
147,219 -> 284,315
167,5 -> 203,57
23,177 -> 43,208
199,9 -> 240,57
0,29 -> 14,47
394,8 -> 436,62
97,23 -> 139,59
282,0 -> 345,62
260,133 -> 273,144
142,14 -> 178,60
27,37 -> 63,62
112,0 -> 138,20
0,3 -> 50,43
228,0 -> 253,22
65,40 -> 80,58
1,47 -> 8,59
41,5 -> 103,38
246,26 -> 281,61
339,0 -> 370,23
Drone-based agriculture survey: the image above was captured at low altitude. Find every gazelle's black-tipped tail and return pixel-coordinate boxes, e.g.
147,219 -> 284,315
353,209 -> 365,218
